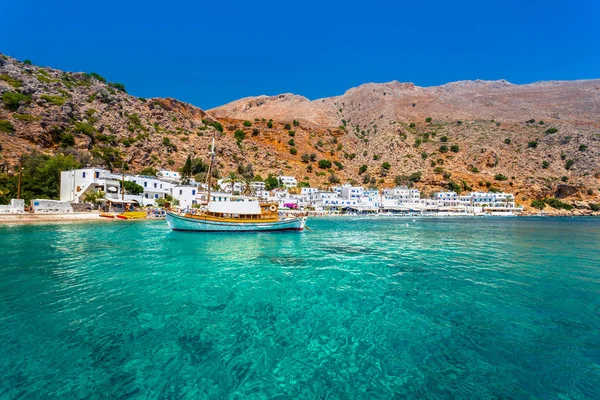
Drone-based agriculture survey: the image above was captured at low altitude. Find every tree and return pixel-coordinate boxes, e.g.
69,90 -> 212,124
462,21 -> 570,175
123,180 -> 144,195
293,120 -> 299,126
301,153 -> 310,163
234,129 -> 246,144
440,136 -> 448,142
358,164 -> 368,174
267,121 -> 273,128
284,123 -> 291,130
439,145 -> 448,153
541,161 -> 550,169
290,147 -> 298,155
450,144 -> 460,153
237,163 -> 254,180
504,138 -> 511,145
318,159 -> 332,169
527,140 -> 538,149
309,153 -> 317,162
243,120 -> 252,127
222,172 -> 240,193
425,117 -> 432,123
180,155 -> 192,184
565,159 -> 574,170
23,59 -> 33,65
265,175 -> 280,190
1,152 -> 81,203
140,167 -> 158,176
2,91 -> 31,112
381,162 -> 391,170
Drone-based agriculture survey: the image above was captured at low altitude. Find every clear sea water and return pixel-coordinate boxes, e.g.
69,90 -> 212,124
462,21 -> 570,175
1,217 -> 599,399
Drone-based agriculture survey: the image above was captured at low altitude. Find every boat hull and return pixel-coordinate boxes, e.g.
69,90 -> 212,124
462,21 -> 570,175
166,211 -> 307,232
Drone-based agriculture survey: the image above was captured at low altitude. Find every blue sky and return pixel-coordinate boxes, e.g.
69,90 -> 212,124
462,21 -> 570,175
2,0 -> 599,109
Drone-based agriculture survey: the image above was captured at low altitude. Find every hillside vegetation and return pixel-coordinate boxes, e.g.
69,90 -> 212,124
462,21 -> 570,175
1,54 -> 599,213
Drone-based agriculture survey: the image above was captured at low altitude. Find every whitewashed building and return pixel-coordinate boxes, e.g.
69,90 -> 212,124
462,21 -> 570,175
278,176 -> 298,188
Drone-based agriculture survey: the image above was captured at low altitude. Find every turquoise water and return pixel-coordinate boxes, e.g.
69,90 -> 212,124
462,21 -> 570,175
1,217 -> 599,398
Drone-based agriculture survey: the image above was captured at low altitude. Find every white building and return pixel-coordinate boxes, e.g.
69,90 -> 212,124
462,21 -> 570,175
158,170 -> 181,182
278,176 -> 297,188
60,168 -> 120,203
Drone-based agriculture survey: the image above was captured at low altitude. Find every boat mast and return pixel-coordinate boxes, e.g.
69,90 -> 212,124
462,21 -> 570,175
205,137 -> 215,205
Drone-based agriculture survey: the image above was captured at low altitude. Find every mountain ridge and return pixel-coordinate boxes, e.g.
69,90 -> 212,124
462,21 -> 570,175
1,53 -> 599,212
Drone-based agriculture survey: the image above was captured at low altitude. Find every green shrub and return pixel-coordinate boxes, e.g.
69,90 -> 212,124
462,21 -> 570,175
288,130 -> 295,137
545,127 -> 558,134
589,203 -> 600,212
504,138 -> 511,145
2,91 -> 31,111
23,59 -> 33,65
448,180 -> 461,193
358,164 -> 367,174
284,123 -> 291,130
440,136 -> 448,142
108,82 -> 126,92
450,144 -> 459,153
293,119 -> 299,126
421,151 -> 428,160
60,133 -> 75,147
439,145 -> 448,153
545,197 -> 573,210
579,144 -> 587,152
527,140 -> 538,148
267,121 -> 273,128
243,120 -> 252,127
318,159 -> 332,169
494,173 -> 508,181
527,119 -> 535,123
13,113 -> 38,122
542,161 -> 550,169
73,121 -> 96,139
381,162 -> 391,170
531,199 -> 545,209
468,166 -> 479,173
561,176 -> 569,182
434,166 -> 444,174
409,123 -> 416,128
0,74 -> 22,88
560,153 -> 567,160
288,139 -> 295,146
309,153 -> 317,162
373,154 -> 380,160
290,147 -> 297,155
425,117 -> 432,123
0,119 -> 15,133
90,72 -> 106,83
334,161 -> 344,170
301,153 -> 310,163
565,159 -> 574,170
234,129 -> 246,143
40,94 -> 66,106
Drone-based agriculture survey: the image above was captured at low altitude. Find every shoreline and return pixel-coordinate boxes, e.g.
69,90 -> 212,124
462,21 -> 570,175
0,212 -> 110,225
1,212 -> 598,226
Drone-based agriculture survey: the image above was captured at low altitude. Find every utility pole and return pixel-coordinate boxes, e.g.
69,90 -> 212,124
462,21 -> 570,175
17,157 -> 23,199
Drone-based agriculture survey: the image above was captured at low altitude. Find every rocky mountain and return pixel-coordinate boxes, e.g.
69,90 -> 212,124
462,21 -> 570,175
1,53 -> 599,213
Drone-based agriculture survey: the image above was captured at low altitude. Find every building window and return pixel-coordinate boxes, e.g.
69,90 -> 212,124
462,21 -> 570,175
154,183 -> 157,188
179,190 -> 183,195
155,194 -> 158,199
95,172 -> 99,178
82,172 -> 86,178
192,190 -> 196,195
145,193 -> 148,198
144,182 -> 147,188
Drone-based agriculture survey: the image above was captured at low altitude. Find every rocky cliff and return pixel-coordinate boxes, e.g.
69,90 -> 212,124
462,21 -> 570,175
1,53 -> 599,212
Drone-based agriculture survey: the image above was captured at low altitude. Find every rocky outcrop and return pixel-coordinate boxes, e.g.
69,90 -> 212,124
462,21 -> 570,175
1,53 -> 600,212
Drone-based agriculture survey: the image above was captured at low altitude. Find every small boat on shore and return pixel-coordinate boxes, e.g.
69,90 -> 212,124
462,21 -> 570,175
100,213 -> 115,219
117,211 -> 147,220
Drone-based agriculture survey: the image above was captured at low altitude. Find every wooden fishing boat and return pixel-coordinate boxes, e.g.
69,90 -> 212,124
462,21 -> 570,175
165,137 -> 307,233
166,200 -> 306,232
